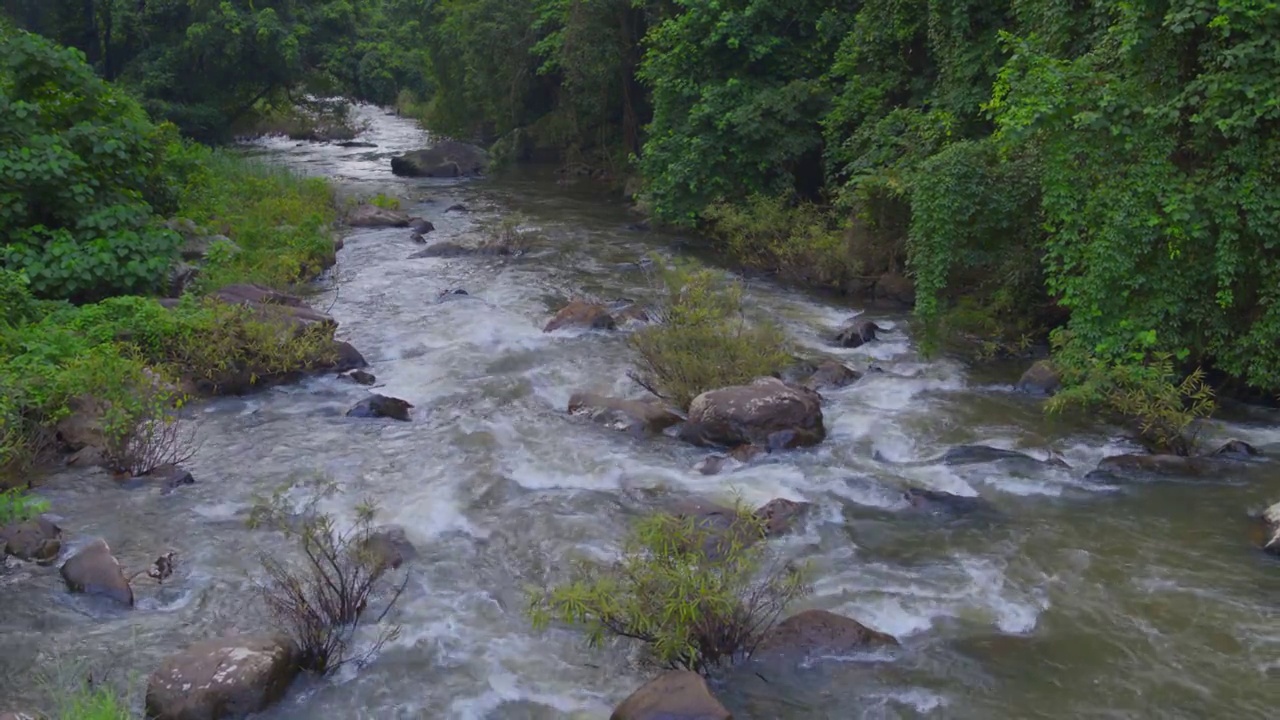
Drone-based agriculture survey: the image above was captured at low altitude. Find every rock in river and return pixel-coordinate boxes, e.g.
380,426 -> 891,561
60,538 -> 133,607
567,391 -> 682,435
1,516 -> 61,564
753,609 -> 898,664
802,359 -> 861,391
543,300 -> 616,333
346,203 -> 411,228
1016,360 -> 1061,396
833,317 -> 881,349
686,377 -> 824,449
610,671 -> 731,720
390,140 -> 488,178
146,634 -> 300,720
347,394 -> 413,421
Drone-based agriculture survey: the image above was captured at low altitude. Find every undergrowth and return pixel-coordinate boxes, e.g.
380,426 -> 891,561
702,195 -> 858,290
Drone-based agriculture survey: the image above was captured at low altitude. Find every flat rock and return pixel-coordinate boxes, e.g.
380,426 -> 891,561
145,634 -> 300,720
347,204 -> 411,228
753,609 -> 897,664
60,538 -> 133,606
391,141 -> 488,178
544,300 -> 616,332
567,392 -> 682,435
347,394 -> 413,421
610,671 -> 731,720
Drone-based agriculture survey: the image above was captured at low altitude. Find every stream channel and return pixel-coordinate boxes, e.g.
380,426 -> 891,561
3,104 -> 1280,719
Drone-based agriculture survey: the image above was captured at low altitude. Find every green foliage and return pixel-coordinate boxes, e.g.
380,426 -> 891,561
51,682 -> 131,720
0,27 -> 182,301
369,193 -> 401,211
703,195 -> 857,289
0,486 -> 48,524
528,508 -> 810,674
1047,330 -> 1216,455
630,261 -> 791,409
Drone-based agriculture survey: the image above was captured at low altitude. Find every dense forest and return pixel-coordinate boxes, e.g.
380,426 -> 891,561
2,0 -> 1279,468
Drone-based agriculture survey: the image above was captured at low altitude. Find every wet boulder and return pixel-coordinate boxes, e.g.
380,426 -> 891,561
755,497 -> 809,537
902,487 -> 992,518
834,318 -> 881,349
567,392 -> 683,435
1,516 -> 61,564
1016,360 -> 1061,396
391,141 -> 488,178
361,526 -> 417,573
340,369 -> 377,386
1210,439 -> 1262,459
327,341 -> 368,373
753,609 -> 897,664
60,539 -> 133,607
802,360 -> 861,392
346,204 -> 411,228
687,378 -> 825,449
409,218 -> 435,235
347,394 -> 413,421
145,634 -> 301,720
543,300 -> 616,333
940,445 -> 1067,468
610,671 -> 731,720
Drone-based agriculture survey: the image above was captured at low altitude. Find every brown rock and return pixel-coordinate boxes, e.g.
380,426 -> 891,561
543,300 -> 616,333
834,318 -> 880,349
1016,360 -> 1060,396
1,516 -> 61,564
60,539 -> 133,607
802,360 -> 861,391
55,396 -> 106,452
145,634 -> 300,720
754,498 -> 809,537
611,671 -> 731,720
390,141 -> 488,178
874,271 -> 915,307
347,394 -> 413,421
346,204 -> 411,228
687,378 -> 825,449
753,609 -> 897,664
567,392 -> 682,435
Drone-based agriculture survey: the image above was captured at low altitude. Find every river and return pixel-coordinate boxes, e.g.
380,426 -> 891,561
3,104 -> 1280,719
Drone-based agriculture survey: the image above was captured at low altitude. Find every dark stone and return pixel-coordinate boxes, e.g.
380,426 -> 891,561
410,218 -> 435,234
610,671 -> 731,720
687,378 -> 825,448
753,609 -> 897,664
834,318 -> 881,349
437,288 -> 471,302
142,464 -> 195,491
337,141 -> 378,148
361,526 -> 417,572
754,498 -> 809,537
445,203 -> 469,213
1210,439 -> 1261,459
390,141 -> 488,178
410,232 -> 426,243
940,445 -> 1065,467
341,370 -> 377,386
1016,360 -> 1061,396
410,242 -> 474,259
145,634 -> 300,720
903,488 -> 991,517
543,301 -> 616,333
346,204 -> 411,228
1089,454 -> 1216,481
346,394 -> 413,421
1,516 -> 61,564
60,539 -> 133,607
567,392 -> 683,435
328,341 -> 368,372
802,360 -> 861,391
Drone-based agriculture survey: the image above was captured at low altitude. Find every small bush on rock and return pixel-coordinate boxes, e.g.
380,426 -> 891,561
248,478 -> 407,675
630,260 -> 791,409
528,508 -> 811,675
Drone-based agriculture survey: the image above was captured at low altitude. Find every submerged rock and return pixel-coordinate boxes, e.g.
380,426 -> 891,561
361,526 -> 417,573
1210,439 -> 1262,459
60,539 -> 133,607
753,609 -> 897,664
902,487 -> 992,517
834,318 -> 881,349
145,634 -> 300,720
695,444 -> 767,476
1,516 -> 61,564
347,394 -> 413,421
1088,454 -> 1215,482
346,204 -> 411,228
391,141 -> 488,178
1016,360 -> 1061,396
567,391 -> 682,435
755,497 -> 809,537
340,369 -> 377,386
543,300 -> 616,333
410,241 -> 473,259
686,378 -> 824,449
876,444 -> 1068,469
610,671 -> 731,720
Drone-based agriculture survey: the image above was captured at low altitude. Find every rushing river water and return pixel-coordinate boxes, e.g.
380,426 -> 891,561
4,105 -> 1280,719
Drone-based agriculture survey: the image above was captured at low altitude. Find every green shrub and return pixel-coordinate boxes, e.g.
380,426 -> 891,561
0,487 -> 48,524
0,28 -> 182,301
528,508 -> 811,674
703,195 -> 858,290
630,261 -> 791,409
369,193 -> 401,211
1047,330 -> 1216,455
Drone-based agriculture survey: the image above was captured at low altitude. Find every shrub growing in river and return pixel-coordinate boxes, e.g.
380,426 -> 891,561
528,509 -> 811,675
248,478 -> 408,675
630,260 -> 791,409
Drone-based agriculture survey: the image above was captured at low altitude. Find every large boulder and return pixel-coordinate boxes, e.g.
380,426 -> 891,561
145,634 -> 300,720
543,300 -> 616,332
346,204 -> 411,228
833,318 -> 881,349
0,512 -> 61,563
60,539 -> 133,607
686,378 -> 825,449
567,392 -> 682,435
0,516 -> 61,564
391,140 -> 489,178
1016,360 -> 1061,396
752,609 -> 897,664
610,671 -> 731,720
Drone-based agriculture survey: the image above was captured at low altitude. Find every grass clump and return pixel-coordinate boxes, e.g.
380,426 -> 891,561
528,507 -> 811,675
629,260 -> 791,409
52,682 -> 132,720
703,195 -> 858,290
